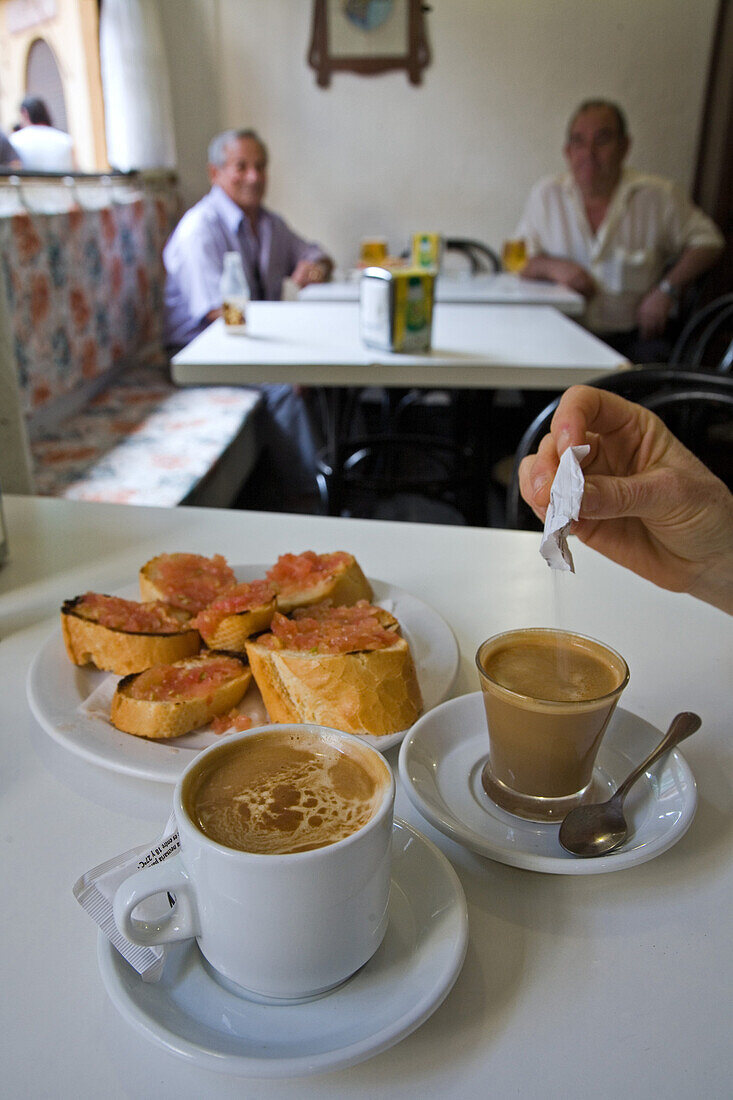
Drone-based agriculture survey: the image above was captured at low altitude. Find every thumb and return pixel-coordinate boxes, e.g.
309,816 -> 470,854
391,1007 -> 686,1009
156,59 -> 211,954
581,473 -> 668,521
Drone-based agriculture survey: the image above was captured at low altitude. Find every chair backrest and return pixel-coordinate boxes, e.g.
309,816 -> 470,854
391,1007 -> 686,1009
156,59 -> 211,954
506,369 -> 733,529
669,292 -> 733,372
443,237 -> 501,274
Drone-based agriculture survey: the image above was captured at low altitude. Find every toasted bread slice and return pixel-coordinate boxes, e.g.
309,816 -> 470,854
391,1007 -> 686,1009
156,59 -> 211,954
61,593 -> 200,675
110,653 -> 252,739
245,602 -> 422,737
266,551 -> 373,614
139,552 -> 236,613
191,579 -> 277,651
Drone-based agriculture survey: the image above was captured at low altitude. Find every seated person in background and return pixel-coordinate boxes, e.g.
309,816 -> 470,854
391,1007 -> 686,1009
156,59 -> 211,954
0,129 -> 21,169
515,100 -> 724,362
10,96 -> 75,172
164,128 -> 332,345
164,129 -> 334,506
519,385 -> 733,615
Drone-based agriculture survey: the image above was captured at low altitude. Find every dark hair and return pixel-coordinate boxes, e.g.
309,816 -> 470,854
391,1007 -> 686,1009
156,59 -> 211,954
567,99 -> 628,141
21,96 -> 53,126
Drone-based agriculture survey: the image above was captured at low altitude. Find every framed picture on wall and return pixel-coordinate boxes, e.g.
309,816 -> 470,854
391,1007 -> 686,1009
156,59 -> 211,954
308,0 -> 431,87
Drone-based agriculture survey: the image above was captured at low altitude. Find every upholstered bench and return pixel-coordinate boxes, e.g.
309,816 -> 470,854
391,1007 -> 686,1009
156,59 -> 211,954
29,361 -> 263,507
0,179 -> 262,507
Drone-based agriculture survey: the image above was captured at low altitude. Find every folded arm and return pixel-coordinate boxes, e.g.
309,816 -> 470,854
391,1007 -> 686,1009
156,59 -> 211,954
521,255 -> 596,298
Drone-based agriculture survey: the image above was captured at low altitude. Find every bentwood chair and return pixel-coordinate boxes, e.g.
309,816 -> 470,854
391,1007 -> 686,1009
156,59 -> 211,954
442,238 -> 502,274
667,292 -> 733,373
315,418 -> 484,525
506,369 -> 733,529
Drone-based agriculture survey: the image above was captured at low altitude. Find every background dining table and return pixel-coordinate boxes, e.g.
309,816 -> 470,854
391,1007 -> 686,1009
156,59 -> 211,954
170,302 -> 625,391
2,493 -> 731,1098
171,300 -> 628,522
297,272 -> 585,313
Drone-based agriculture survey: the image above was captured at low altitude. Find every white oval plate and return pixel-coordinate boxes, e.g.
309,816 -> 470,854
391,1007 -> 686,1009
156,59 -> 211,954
398,693 -> 697,875
27,568 -> 458,782
97,819 -> 468,1077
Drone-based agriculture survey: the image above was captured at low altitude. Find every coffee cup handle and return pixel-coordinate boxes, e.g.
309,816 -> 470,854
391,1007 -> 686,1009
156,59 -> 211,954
113,854 -> 200,946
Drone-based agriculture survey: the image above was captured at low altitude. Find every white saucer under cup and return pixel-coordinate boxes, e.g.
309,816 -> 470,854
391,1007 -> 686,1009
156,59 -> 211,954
398,693 -> 697,875
98,820 -> 468,1077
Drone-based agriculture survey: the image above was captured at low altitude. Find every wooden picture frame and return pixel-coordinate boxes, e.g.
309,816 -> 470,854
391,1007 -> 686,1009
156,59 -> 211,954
308,0 -> 431,87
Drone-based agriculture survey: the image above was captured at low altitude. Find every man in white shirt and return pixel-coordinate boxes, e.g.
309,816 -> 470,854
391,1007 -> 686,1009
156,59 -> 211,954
10,96 -> 75,173
516,100 -> 724,360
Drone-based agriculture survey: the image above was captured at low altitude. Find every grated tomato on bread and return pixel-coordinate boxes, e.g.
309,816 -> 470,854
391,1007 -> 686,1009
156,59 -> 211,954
246,601 -> 421,737
266,551 -> 373,613
61,592 -> 200,675
139,552 -> 236,613
110,653 -> 252,739
191,579 -> 277,651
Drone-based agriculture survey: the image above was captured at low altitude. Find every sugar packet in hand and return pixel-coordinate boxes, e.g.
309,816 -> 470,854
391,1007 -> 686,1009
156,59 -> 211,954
539,444 -> 590,572
73,814 -> 179,982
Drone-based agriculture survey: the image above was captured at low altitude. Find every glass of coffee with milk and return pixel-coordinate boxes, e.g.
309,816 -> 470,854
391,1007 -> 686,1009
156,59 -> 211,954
476,629 -> 629,822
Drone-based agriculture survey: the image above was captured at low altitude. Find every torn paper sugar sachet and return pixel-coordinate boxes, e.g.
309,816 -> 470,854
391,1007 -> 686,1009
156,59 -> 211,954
540,444 -> 590,572
73,813 -> 179,982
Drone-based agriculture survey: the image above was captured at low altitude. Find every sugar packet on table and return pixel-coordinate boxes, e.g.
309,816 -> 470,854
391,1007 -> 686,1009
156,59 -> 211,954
539,444 -> 590,572
73,813 -> 179,982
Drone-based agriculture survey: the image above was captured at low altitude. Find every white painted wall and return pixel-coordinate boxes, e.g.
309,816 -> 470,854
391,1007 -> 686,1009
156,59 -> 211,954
159,0 -> 718,271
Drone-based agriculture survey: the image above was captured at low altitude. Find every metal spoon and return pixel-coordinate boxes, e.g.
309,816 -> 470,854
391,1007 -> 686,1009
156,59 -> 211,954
558,711 -> 701,858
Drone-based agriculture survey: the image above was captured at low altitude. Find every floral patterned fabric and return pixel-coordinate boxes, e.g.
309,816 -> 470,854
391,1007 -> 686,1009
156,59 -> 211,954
2,184 -> 263,506
31,363 -> 262,506
0,189 -> 179,418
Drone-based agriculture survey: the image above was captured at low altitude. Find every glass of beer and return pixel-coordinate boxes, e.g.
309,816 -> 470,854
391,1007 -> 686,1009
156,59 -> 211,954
502,238 -> 527,274
360,238 -> 388,265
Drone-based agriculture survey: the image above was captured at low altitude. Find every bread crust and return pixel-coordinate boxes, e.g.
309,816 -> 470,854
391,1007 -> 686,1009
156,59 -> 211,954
110,653 -> 252,739
61,596 -> 200,675
245,634 -> 422,737
270,554 -> 373,613
195,601 -> 276,651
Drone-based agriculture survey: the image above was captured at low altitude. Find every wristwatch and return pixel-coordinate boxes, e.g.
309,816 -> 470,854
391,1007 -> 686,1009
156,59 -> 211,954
658,277 -> 680,301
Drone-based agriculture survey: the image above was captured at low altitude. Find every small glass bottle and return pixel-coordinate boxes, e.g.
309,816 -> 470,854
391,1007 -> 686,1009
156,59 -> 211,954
220,251 -> 249,333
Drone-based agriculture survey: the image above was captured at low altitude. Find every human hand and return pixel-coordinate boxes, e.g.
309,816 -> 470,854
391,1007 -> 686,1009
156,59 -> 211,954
636,286 -> 673,338
521,256 -> 596,298
519,385 -> 733,611
291,260 -> 329,288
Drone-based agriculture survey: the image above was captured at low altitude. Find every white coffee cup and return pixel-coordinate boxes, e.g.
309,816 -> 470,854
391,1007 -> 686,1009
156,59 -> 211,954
114,724 -> 395,1003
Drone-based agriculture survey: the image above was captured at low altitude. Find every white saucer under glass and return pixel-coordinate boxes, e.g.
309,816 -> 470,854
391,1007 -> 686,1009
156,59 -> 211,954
398,693 -> 697,875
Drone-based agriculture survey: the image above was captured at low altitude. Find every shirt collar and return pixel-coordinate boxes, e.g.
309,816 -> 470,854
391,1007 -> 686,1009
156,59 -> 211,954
209,185 -> 272,236
561,167 -> 643,205
561,167 -> 645,257
209,184 -> 247,233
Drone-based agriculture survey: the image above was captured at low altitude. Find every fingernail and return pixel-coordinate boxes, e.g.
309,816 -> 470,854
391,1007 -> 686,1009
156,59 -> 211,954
558,428 -> 572,451
581,483 -> 600,514
532,473 -> 548,495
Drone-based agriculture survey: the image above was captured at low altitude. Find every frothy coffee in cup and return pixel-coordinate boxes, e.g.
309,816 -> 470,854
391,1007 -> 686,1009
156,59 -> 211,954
184,728 -> 391,854
476,629 -> 629,821
116,725 -> 395,1002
